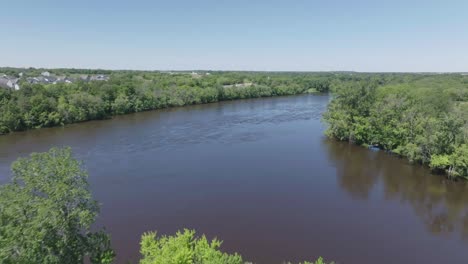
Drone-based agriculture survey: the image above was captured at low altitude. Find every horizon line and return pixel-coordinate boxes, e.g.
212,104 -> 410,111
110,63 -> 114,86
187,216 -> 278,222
0,66 -> 467,74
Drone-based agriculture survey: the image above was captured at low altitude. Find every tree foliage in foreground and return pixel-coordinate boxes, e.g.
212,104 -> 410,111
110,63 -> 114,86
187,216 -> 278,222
140,229 -> 243,264
139,229 -> 331,264
324,74 -> 468,178
0,147 -> 114,264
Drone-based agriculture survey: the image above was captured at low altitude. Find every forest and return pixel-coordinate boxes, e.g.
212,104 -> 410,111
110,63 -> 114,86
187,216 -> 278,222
324,74 -> 468,179
0,69 -> 334,134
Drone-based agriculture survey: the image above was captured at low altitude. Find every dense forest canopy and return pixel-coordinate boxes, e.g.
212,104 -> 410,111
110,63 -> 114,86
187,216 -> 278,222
324,74 -> 468,179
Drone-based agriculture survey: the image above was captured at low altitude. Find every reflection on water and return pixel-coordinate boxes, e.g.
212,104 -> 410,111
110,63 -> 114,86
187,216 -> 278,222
324,139 -> 468,239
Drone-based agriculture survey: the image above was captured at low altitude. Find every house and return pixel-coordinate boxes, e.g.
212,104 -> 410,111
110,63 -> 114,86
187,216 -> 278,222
0,77 -> 20,90
26,76 -> 56,84
222,82 -> 253,88
55,76 -> 74,84
191,72 -> 202,79
79,75 -> 89,81
45,76 -> 57,83
0,78 -> 10,89
37,76 -> 55,84
26,77 -> 40,84
89,74 -> 109,81
23,73 -> 108,86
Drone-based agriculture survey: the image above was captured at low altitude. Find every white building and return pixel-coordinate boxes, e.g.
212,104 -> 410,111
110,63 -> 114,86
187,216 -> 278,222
0,77 -> 20,90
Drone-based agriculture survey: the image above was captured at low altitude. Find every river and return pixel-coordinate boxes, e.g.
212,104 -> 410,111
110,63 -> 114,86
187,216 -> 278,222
1,94 -> 468,263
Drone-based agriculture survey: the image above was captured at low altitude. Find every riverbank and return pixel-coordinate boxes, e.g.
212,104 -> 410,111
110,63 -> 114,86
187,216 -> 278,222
0,70 -> 338,135
323,74 -> 468,179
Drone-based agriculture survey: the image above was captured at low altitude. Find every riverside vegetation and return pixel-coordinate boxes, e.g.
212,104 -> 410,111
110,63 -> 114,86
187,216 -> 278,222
323,74 -> 468,179
0,69 -> 334,134
0,148 -> 332,264
1,68 -> 466,178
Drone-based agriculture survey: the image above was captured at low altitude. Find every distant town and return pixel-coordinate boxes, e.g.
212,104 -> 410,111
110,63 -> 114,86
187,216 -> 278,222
0,71 -> 109,90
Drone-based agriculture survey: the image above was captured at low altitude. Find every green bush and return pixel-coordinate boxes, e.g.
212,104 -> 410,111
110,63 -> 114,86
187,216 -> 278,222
140,229 -> 243,264
139,229 -> 332,264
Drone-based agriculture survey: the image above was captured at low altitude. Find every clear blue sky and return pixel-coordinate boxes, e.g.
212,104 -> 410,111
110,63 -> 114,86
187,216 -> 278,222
1,0 -> 467,72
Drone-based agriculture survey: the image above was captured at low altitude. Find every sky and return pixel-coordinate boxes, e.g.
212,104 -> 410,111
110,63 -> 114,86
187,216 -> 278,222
1,0 -> 467,72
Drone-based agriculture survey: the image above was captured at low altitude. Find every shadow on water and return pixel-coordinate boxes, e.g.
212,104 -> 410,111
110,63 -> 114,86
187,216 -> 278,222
323,138 -> 468,240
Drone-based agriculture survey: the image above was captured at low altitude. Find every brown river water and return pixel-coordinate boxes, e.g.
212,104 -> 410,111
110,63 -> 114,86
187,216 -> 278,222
1,94 -> 468,263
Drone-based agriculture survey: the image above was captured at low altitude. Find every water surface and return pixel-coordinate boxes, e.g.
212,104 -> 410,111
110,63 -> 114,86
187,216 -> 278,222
1,95 -> 468,263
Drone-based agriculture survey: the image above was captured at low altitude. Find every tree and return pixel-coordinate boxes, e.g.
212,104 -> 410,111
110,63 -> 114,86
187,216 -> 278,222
431,144 -> 468,178
140,229 -> 243,264
324,74 -> 468,179
0,147 -> 114,264
323,81 -> 377,143
139,229 -> 333,264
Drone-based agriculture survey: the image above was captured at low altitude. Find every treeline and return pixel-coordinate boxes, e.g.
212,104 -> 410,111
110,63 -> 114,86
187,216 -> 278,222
324,74 -> 468,179
0,67 -> 114,77
0,147 -> 332,264
0,70 -> 338,134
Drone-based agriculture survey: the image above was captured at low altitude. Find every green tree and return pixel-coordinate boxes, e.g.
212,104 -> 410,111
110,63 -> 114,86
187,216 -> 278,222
139,229 -> 333,264
0,147 -> 114,264
140,229 -> 243,264
323,81 -> 377,143
324,74 -> 468,179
